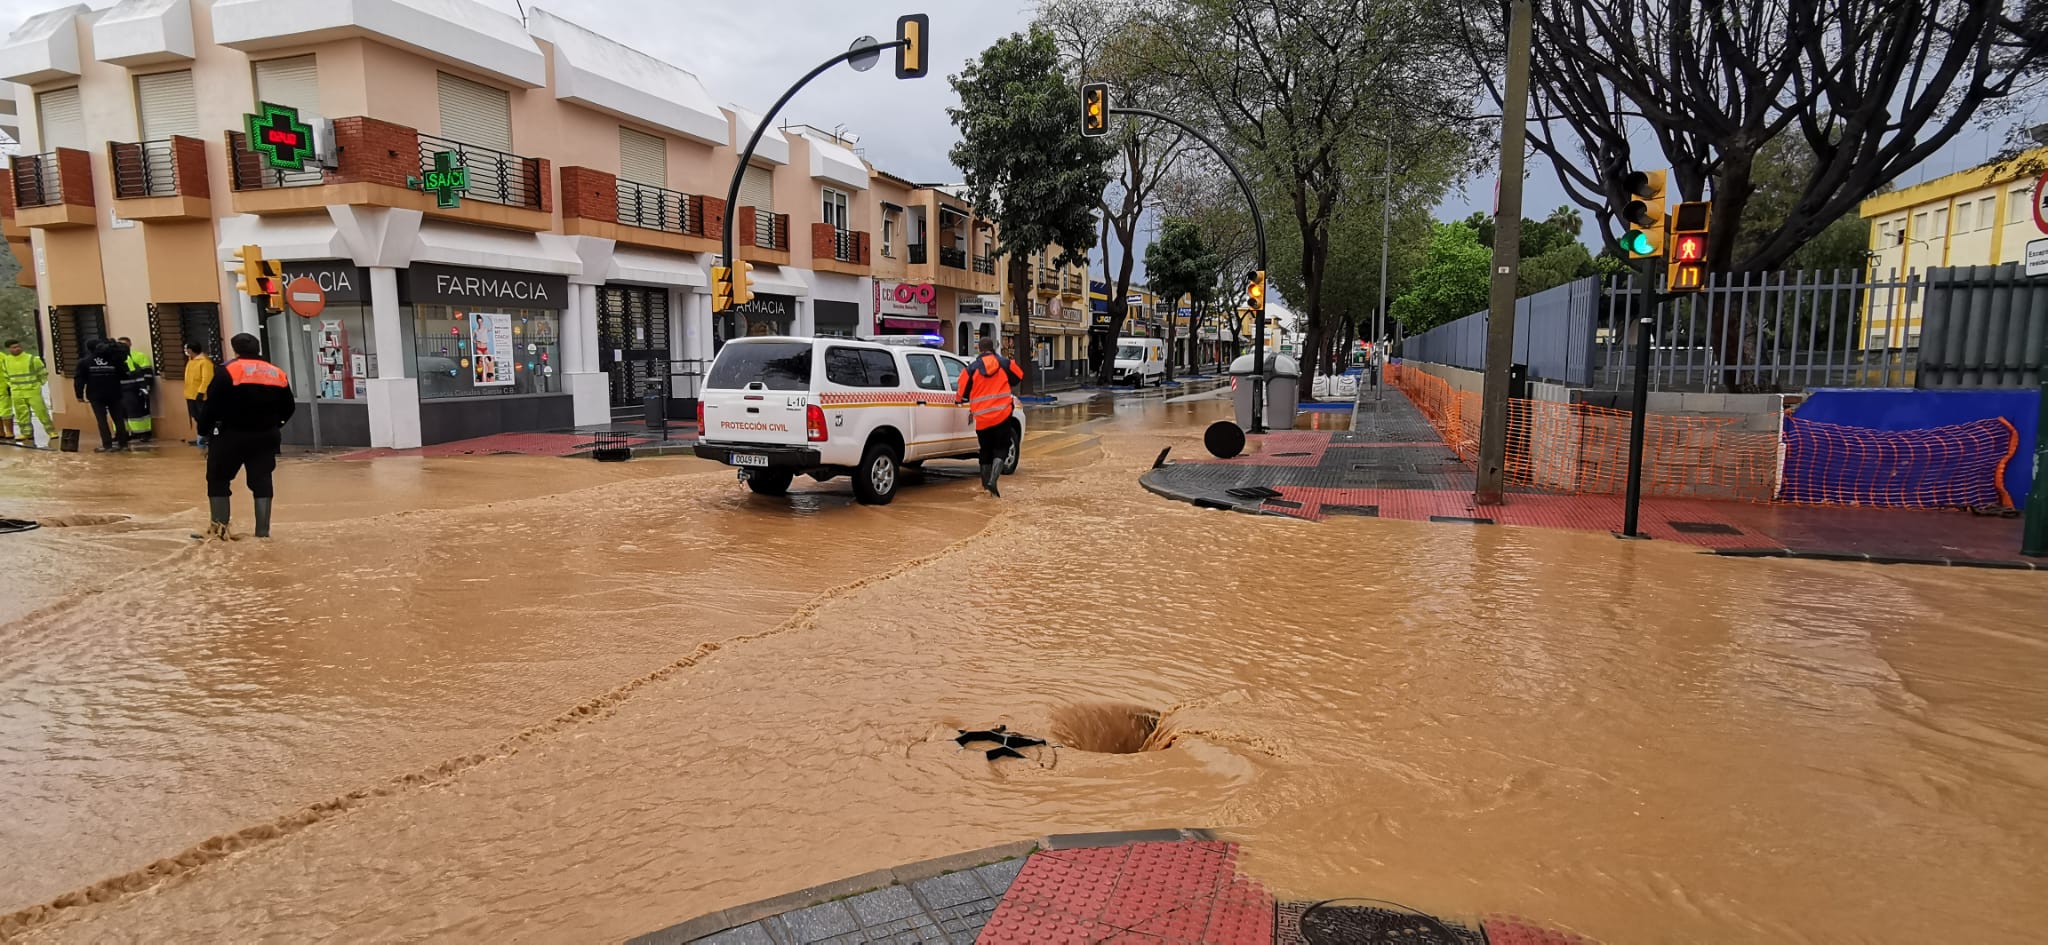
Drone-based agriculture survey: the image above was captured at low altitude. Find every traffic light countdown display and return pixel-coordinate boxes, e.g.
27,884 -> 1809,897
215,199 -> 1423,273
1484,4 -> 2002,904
1081,83 -> 1109,137
1666,201 -> 1712,294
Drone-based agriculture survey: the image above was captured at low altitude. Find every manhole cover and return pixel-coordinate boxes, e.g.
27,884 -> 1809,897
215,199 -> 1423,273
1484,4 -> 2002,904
1668,520 -> 1742,535
1264,499 -> 1304,510
1324,504 -> 1379,517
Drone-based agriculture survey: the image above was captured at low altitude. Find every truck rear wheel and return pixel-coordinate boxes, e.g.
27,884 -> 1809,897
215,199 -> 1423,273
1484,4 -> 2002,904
1001,424 -> 1021,475
852,441 -> 900,505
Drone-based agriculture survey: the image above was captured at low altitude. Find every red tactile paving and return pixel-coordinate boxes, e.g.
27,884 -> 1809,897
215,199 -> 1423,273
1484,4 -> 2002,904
979,841 -> 1274,945
1482,916 -> 1598,944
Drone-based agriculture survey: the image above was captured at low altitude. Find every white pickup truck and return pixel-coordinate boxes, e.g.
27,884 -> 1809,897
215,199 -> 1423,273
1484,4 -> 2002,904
693,336 -> 1024,504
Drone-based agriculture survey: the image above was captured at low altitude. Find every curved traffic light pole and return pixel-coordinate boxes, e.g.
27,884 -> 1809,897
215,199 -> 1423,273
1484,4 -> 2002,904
719,38 -> 909,310
1109,107 -> 1270,431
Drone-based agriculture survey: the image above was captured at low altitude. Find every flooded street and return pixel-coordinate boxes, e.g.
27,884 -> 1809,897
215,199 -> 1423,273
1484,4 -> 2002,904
3,391 -> 2046,944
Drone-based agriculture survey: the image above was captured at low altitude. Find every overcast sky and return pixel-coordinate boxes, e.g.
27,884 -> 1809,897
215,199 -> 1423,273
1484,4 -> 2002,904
2,0 -> 2037,275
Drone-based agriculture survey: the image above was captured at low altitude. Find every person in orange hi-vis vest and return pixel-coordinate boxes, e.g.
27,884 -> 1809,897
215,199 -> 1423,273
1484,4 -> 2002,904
196,333 -> 296,540
955,336 -> 1025,497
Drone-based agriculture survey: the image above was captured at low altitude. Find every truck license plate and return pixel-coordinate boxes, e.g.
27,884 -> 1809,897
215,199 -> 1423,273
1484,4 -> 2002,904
732,453 -> 769,468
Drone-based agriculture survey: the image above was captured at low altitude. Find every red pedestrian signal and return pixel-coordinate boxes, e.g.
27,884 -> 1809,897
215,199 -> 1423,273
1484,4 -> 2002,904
1673,233 -> 1705,263
1666,201 -> 1712,294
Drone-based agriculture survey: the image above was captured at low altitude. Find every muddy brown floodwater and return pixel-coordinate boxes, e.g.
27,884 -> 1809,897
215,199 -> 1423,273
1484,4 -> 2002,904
2,389 -> 2046,944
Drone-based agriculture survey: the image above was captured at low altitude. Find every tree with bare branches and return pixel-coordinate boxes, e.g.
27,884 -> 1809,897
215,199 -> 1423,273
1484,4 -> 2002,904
1449,0 -> 2048,275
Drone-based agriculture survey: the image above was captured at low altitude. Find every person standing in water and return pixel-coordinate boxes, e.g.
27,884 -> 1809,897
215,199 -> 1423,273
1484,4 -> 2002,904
182,340 -> 215,448
74,340 -> 133,452
117,336 -> 155,442
2,339 -> 54,446
197,333 -> 294,540
954,336 -> 1024,497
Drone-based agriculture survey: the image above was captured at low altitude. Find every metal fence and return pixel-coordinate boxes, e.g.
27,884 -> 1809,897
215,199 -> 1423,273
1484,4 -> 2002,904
1597,269 -> 1928,392
1399,277 -> 1599,385
416,134 -> 543,210
1917,263 -> 2047,389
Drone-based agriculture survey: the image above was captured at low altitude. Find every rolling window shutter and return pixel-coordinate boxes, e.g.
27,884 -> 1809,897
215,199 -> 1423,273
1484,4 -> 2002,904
436,72 -> 512,151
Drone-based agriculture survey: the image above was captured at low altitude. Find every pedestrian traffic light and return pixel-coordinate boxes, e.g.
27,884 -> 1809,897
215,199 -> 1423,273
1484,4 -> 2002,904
712,265 -> 733,313
895,14 -> 928,79
1666,200 -> 1712,294
260,259 -> 287,313
732,260 -> 755,308
1622,169 -> 1668,259
1246,270 -> 1266,312
233,244 -> 264,296
1081,82 -> 1109,138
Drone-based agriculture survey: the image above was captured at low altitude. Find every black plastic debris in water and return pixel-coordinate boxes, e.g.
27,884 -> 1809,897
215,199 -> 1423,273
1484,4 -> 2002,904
591,432 -> 633,462
0,518 -> 40,535
1290,898 -> 1483,945
1226,486 -> 1283,500
955,726 -> 1047,761
1204,421 -> 1245,459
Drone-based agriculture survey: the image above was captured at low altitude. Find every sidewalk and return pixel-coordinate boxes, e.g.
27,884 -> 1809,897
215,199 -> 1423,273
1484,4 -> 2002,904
627,830 -> 1587,945
334,419 -> 700,461
1142,386 -> 2041,569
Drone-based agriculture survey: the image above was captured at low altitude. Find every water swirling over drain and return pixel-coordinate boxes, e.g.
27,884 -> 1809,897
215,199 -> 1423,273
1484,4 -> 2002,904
1050,702 -> 1178,754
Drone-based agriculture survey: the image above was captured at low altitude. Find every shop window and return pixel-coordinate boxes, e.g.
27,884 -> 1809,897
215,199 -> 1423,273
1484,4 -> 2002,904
50,305 -> 107,374
411,305 -> 560,400
147,302 -> 222,378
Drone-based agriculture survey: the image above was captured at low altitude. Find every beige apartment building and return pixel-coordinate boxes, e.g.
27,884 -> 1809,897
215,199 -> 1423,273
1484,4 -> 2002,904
1858,145 -> 2048,347
0,0 -> 1009,448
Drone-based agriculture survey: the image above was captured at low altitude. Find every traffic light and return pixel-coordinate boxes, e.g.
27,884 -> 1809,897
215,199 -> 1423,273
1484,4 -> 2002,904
895,14 -> 928,79
260,259 -> 287,313
1246,270 -> 1266,312
1666,200 -> 1712,293
232,244 -> 263,296
1622,169 -> 1667,259
1081,82 -> 1109,137
712,265 -> 733,313
732,260 -> 755,308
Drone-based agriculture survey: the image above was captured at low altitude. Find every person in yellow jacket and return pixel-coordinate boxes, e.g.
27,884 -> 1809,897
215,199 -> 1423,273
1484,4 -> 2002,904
1,339 -> 54,447
182,340 -> 215,448
119,337 -> 155,441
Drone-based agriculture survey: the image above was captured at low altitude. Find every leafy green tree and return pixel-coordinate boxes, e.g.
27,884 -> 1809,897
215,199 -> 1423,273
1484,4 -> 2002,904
1143,218 -> 1219,380
949,29 -> 1117,394
1389,222 -> 1491,332
0,244 -> 38,353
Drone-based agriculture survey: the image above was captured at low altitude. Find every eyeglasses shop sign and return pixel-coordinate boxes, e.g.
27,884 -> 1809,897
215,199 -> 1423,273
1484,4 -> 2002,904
405,263 -> 569,310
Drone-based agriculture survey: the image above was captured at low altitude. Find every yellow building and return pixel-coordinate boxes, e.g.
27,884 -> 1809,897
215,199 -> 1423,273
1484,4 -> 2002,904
1858,147 -> 2048,347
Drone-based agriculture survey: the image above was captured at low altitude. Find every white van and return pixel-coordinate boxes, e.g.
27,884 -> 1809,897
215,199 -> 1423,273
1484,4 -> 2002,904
693,336 -> 1024,505
1112,337 -> 1166,387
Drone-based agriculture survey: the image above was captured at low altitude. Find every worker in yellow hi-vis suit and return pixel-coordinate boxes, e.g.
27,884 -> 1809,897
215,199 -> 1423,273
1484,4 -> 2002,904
1,338 -> 54,446
119,336 -> 156,441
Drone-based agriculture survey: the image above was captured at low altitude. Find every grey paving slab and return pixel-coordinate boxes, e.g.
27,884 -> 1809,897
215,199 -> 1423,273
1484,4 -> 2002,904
847,885 -> 923,925
909,871 -> 990,909
772,901 -> 860,944
695,922 -> 777,945
972,858 -> 1026,891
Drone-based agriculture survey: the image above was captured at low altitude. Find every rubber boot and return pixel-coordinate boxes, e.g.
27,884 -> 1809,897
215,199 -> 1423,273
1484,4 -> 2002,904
253,498 -> 273,539
980,462 -> 1001,498
193,497 -> 231,541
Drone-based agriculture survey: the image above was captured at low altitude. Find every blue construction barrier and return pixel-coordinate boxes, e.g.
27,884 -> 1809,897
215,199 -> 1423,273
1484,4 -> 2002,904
1794,389 -> 2037,508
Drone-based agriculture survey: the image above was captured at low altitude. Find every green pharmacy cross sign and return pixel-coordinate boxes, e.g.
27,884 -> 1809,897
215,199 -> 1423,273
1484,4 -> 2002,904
410,150 -> 470,209
244,102 -> 315,171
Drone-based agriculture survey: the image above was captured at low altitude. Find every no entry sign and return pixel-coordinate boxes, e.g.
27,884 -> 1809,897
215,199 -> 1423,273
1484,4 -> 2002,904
284,276 -> 327,318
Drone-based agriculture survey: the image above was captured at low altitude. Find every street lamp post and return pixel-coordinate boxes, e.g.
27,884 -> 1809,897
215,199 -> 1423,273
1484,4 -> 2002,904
1374,129 -> 1393,401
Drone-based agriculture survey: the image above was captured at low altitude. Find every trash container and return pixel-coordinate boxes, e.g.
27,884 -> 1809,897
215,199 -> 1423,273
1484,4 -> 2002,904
1228,353 -> 1301,430
642,392 -> 667,439
1266,355 -> 1301,426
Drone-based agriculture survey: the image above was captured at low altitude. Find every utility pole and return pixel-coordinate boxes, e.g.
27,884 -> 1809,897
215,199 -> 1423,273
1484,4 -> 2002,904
1374,129 -> 1392,401
2024,332 -> 2048,556
1474,0 -> 1532,506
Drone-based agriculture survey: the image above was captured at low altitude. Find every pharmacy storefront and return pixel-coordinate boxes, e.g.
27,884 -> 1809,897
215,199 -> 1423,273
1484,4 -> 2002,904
400,263 -> 571,444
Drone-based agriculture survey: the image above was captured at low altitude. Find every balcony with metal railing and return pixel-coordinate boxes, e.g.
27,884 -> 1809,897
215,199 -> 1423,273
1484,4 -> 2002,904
8,148 -> 95,228
810,224 -> 870,273
973,254 -> 995,275
939,246 -> 968,270
908,243 -> 928,265
226,119 -> 553,229
558,166 -> 720,252
109,136 -> 211,219
734,205 -> 791,264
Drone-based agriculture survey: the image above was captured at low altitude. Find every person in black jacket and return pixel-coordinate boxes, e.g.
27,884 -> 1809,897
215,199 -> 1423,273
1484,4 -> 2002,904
73,340 -> 134,452
198,333 -> 296,539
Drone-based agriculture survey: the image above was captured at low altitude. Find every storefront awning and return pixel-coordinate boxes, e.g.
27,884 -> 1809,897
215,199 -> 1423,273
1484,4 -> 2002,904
744,264 -> 809,297
413,221 -> 582,275
881,317 -> 941,332
217,213 -> 351,268
606,246 -> 707,287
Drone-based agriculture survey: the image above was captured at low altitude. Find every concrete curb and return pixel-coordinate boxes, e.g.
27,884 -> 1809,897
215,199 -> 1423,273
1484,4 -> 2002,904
626,829 -> 1217,944
1712,547 -> 2042,570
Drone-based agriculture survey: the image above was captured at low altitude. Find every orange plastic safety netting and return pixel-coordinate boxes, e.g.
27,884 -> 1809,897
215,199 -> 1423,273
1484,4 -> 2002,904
1779,414 -> 2017,509
1387,363 -> 1780,502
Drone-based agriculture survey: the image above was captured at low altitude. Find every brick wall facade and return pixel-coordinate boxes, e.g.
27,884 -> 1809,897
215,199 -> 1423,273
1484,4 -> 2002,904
0,169 -> 14,218
330,117 -> 422,190
559,166 -> 618,223
56,149 -> 94,206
